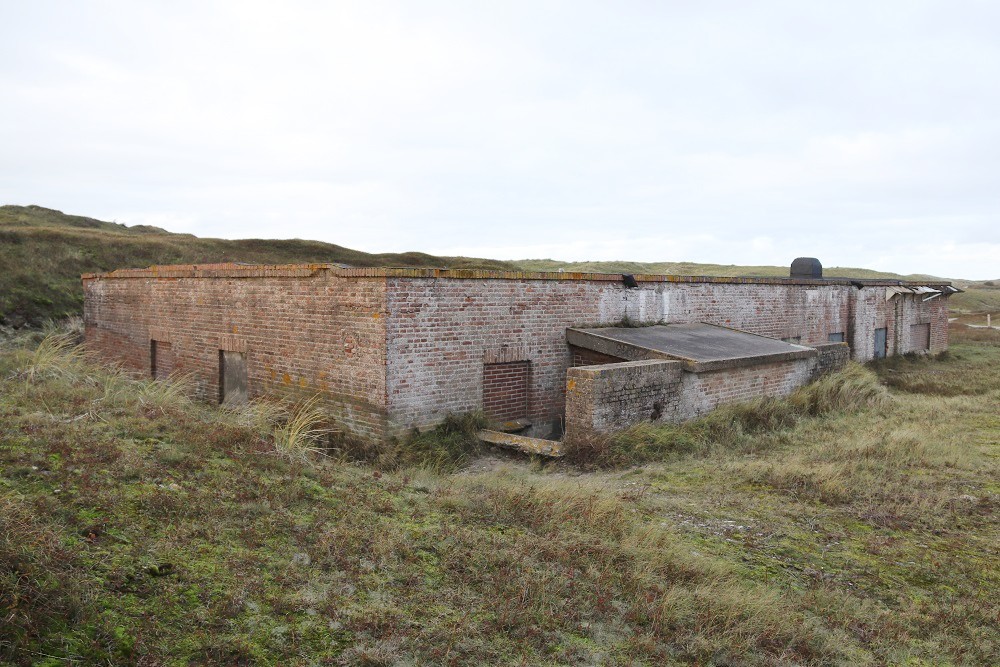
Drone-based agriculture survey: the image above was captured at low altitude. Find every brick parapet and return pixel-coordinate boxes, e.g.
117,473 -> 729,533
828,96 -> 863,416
83,263 -> 954,289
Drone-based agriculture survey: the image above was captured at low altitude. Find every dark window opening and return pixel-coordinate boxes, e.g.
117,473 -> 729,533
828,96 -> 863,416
828,332 -> 845,343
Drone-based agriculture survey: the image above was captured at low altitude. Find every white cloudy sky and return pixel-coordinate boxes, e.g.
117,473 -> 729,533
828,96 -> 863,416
2,1 -> 998,278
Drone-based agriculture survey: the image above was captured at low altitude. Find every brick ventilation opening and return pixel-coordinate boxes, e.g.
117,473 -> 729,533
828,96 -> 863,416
483,361 -> 530,422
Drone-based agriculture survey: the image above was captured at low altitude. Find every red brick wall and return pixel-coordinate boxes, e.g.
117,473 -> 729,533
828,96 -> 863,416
84,265 -> 389,441
681,358 -> 813,415
482,361 -> 530,422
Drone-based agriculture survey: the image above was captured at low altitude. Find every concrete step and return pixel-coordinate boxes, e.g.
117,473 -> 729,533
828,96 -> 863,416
478,430 -> 563,457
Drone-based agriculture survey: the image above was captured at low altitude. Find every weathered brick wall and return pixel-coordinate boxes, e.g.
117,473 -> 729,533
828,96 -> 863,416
383,274 -> 949,436
84,266 -> 951,443
852,289 -> 950,360
889,293 -> 949,354
565,355 -> 818,443
651,283 -> 854,344
678,358 -> 814,418
84,265 -> 390,440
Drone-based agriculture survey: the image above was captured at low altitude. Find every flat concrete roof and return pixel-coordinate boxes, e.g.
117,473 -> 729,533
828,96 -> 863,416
567,323 -> 818,371
81,263 -> 954,288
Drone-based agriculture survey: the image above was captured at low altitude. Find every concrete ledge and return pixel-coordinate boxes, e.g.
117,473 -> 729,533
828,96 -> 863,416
567,358 -> 681,379
566,328 -> 683,362
811,342 -> 850,352
684,348 -> 816,373
478,430 -> 563,457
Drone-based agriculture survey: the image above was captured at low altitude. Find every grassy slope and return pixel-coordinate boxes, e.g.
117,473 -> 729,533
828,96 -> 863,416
0,205 -> 515,327
4,204 -> 997,326
1,325 -> 997,665
948,284 -> 1000,315
512,257 -> 944,281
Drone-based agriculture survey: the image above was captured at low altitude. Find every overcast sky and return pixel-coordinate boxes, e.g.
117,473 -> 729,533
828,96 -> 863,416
2,1 -> 998,278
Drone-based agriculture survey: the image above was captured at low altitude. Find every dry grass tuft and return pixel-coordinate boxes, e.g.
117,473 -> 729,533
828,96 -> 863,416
271,395 -> 332,463
136,372 -> 197,410
15,332 -> 87,382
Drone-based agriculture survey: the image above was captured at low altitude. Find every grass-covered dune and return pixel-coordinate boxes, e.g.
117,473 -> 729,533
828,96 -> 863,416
1,325 -> 997,665
0,205 -> 515,327
4,204 -> 996,327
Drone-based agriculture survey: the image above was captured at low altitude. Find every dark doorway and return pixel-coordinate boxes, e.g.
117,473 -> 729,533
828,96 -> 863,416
874,328 -> 887,359
219,350 -> 248,405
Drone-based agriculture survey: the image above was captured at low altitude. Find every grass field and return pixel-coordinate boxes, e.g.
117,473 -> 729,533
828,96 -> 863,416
1,324 -> 996,665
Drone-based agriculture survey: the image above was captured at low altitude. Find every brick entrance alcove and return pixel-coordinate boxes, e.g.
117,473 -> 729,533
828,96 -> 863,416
482,361 -> 530,422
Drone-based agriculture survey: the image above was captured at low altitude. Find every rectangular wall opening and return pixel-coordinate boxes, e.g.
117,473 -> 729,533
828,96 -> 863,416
483,361 -> 530,423
910,323 -> 930,351
219,350 -> 248,405
150,340 -> 174,380
827,332 -> 845,343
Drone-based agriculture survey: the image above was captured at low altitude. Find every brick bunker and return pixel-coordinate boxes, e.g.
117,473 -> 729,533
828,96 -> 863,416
82,261 -> 955,449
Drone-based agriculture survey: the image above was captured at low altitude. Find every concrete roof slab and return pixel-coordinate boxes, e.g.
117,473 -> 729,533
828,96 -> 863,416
567,323 -> 817,371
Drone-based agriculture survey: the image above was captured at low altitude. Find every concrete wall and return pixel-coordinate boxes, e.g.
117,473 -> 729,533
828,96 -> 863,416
83,265 -> 390,441
565,360 -> 685,436
810,342 -> 851,379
